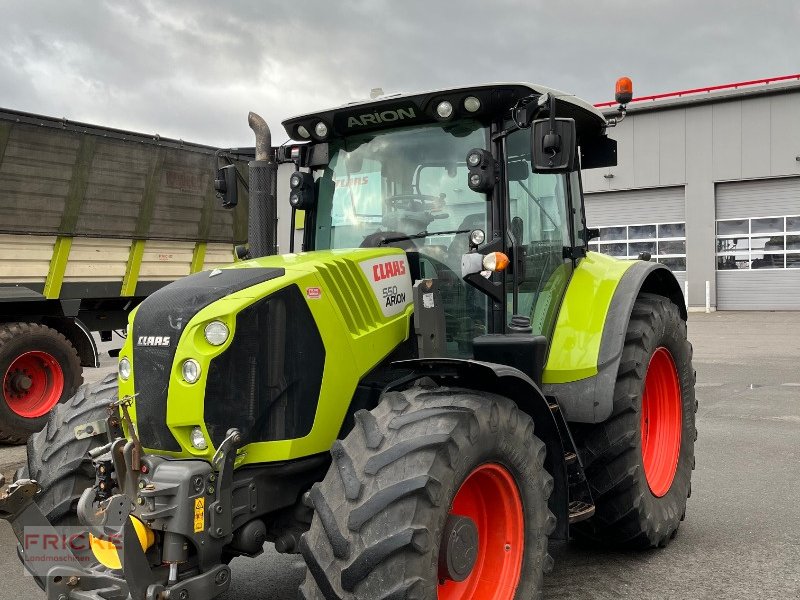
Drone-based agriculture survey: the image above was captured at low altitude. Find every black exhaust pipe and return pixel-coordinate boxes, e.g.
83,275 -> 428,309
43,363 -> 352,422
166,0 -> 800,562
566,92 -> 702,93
247,112 -> 278,258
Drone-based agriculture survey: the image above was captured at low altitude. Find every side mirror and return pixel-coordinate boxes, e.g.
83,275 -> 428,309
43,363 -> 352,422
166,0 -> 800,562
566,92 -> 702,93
214,165 -> 238,209
289,171 -> 316,210
531,118 -> 577,173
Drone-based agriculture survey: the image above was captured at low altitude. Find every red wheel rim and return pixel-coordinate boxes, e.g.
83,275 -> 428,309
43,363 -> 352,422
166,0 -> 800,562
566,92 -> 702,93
641,347 -> 682,497
438,463 -> 525,600
2,351 -> 64,418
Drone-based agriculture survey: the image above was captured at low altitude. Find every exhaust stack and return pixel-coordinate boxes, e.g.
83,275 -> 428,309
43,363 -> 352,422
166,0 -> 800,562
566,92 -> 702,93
247,112 -> 278,257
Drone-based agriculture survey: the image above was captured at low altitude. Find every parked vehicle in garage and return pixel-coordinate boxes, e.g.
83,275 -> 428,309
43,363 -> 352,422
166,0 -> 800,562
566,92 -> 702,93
1,79 -> 697,600
0,109 -> 250,442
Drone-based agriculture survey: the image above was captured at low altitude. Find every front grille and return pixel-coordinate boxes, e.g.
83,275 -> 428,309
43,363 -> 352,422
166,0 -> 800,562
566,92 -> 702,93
132,267 -> 284,451
204,285 -> 325,448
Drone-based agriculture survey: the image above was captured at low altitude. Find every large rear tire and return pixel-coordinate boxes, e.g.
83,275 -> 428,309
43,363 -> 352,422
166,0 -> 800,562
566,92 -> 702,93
299,379 -> 555,600
572,293 -> 696,549
0,322 -> 83,444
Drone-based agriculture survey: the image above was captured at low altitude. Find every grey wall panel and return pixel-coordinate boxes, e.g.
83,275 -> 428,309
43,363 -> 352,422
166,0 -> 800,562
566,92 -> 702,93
684,104 -> 717,307
716,177 -> 800,219
585,186 -> 685,227
712,101 -> 742,181
740,96 -> 772,179
769,94 -> 800,177
633,112 -> 660,187
658,110 -> 686,186
608,119 -> 635,190
717,271 -> 800,310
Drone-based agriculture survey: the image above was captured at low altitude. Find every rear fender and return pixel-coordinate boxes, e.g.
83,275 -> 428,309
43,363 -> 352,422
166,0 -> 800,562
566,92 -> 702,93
388,358 -> 571,540
544,259 -> 686,423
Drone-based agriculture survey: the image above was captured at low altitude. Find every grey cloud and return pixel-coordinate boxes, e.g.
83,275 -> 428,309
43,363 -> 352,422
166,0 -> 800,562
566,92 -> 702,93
1,0 -> 798,147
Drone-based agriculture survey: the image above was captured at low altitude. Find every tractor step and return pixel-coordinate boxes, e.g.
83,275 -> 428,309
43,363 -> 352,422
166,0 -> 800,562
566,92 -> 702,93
568,501 -> 595,524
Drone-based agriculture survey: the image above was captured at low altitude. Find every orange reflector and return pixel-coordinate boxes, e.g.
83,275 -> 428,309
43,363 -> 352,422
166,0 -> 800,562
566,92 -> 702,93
615,77 -> 633,104
482,252 -> 510,272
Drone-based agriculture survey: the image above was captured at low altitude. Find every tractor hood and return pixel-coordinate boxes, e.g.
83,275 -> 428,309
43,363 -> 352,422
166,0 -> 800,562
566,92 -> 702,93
118,247 -> 414,462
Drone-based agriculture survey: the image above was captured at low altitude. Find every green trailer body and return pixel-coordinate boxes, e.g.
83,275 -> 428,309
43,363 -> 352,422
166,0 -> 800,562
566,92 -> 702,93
0,108 -> 250,441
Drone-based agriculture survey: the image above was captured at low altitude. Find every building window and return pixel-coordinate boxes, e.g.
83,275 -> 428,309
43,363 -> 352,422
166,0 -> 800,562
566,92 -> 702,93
716,215 -> 800,270
588,222 -> 686,271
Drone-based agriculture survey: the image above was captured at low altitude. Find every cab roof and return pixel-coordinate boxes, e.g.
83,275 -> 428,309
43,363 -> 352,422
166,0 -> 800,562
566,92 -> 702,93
281,83 -> 608,142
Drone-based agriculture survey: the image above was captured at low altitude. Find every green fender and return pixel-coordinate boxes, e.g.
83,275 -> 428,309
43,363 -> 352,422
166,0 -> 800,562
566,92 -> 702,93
542,252 -> 686,423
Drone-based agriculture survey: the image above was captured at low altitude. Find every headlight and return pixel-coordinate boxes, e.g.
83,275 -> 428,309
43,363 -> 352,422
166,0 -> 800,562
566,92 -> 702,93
297,125 -> 310,139
204,321 -> 229,346
463,96 -> 481,113
469,229 -> 486,246
118,357 -> 131,381
182,359 -> 201,384
190,426 -> 208,450
436,100 -> 454,119
314,122 -> 328,138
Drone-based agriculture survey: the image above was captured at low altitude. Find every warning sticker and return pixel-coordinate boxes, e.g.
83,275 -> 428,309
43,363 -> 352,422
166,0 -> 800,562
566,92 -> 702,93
306,287 -> 322,299
193,497 -> 205,533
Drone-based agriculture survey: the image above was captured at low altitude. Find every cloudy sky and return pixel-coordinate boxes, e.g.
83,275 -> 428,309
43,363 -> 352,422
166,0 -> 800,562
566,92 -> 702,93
2,1 -> 798,147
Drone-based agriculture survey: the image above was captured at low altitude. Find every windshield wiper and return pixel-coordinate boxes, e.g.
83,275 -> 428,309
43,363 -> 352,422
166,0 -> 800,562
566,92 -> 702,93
378,228 -> 471,245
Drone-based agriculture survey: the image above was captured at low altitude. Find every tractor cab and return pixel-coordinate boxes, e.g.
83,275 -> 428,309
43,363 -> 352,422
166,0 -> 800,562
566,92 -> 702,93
276,84 -> 619,371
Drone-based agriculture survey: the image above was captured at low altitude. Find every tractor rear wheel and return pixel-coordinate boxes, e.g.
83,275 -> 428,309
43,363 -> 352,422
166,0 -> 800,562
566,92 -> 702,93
299,380 -> 555,600
0,322 -> 83,444
573,293 -> 696,549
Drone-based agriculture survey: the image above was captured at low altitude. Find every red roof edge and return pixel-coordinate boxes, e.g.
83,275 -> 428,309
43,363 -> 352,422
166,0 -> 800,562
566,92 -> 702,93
594,74 -> 800,108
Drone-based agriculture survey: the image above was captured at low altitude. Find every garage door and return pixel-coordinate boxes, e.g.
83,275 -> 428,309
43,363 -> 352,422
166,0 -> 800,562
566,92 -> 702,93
585,186 -> 686,286
715,177 -> 800,310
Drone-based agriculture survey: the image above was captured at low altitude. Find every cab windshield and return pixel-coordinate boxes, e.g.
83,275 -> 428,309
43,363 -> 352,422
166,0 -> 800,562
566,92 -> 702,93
314,120 -> 489,355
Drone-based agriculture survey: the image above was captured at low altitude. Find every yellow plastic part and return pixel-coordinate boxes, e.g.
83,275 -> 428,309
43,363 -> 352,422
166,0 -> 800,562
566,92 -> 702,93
90,516 -> 155,570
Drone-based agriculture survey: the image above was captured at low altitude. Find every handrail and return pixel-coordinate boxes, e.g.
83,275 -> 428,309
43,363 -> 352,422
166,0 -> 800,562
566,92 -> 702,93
594,73 -> 800,108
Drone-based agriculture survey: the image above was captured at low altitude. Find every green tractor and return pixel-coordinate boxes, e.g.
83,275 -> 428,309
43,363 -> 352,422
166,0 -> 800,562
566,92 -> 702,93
1,80 -> 696,600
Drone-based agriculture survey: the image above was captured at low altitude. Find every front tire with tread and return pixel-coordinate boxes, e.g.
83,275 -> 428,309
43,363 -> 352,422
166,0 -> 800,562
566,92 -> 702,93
299,380 -> 555,600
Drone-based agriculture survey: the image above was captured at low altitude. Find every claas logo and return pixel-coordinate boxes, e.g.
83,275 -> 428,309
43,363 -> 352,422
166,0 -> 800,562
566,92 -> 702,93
372,260 -> 407,282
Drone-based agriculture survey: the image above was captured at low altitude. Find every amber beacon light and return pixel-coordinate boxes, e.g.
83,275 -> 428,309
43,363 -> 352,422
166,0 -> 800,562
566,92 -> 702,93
615,77 -> 633,105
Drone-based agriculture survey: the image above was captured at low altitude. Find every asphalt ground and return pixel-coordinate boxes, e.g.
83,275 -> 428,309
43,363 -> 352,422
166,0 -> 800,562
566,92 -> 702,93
1,312 -> 799,599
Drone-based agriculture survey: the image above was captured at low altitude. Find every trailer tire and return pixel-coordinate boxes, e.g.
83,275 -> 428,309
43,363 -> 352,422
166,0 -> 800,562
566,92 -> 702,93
572,293 -> 696,549
0,322 -> 83,444
299,380 -> 555,600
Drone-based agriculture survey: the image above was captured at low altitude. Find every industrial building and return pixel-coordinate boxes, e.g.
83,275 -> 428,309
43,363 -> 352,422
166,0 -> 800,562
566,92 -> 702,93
585,75 -> 800,310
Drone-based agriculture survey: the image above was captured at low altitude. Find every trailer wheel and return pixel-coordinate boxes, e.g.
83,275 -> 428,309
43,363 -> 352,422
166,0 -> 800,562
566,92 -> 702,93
299,380 -> 555,600
0,322 -> 83,444
573,293 -> 696,549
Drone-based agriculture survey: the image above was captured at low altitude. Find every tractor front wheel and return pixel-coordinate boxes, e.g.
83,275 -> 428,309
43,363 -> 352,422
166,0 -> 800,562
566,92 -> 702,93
299,380 -> 555,600
573,293 -> 696,549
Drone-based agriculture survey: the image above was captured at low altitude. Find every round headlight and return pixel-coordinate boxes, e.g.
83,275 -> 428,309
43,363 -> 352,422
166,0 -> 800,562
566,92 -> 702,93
463,96 -> 481,113
190,426 -> 208,450
469,173 -> 483,187
290,173 -> 302,189
118,357 -> 131,381
469,229 -> 486,246
297,125 -> 311,139
315,122 -> 328,138
290,192 -> 301,208
204,321 -> 229,346
182,359 -> 201,384
467,151 -> 482,168
436,101 -> 454,119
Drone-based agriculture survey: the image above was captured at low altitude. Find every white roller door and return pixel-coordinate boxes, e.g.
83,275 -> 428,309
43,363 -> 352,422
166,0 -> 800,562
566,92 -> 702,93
585,187 -> 687,287
715,177 -> 800,310
585,186 -> 685,227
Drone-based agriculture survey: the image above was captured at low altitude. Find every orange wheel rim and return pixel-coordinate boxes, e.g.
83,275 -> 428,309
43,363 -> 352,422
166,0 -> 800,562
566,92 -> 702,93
3,351 -> 64,418
641,347 -> 682,497
438,463 -> 525,600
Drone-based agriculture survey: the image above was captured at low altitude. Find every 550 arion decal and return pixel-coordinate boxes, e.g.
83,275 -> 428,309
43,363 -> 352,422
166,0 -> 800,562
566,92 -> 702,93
359,256 -> 413,317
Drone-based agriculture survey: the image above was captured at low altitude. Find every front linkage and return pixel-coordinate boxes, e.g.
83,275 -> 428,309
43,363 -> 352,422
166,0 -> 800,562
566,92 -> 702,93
0,396 -> 242,600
